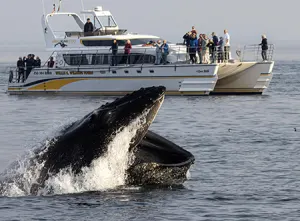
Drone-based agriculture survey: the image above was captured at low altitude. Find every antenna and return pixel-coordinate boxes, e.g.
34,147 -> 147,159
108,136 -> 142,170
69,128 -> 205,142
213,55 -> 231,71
41,0 -> 46,15
81,0 -> 86,21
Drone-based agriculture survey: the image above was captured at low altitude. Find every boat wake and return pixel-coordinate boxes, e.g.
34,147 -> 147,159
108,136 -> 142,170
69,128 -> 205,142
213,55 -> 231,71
0,116 -> 145,197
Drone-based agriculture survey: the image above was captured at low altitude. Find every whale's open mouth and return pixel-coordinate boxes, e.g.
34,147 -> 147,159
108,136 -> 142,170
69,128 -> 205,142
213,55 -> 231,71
124,90 -> 195,186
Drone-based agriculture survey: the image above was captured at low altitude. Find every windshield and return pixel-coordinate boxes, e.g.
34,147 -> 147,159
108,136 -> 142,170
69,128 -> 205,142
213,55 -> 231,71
97,15 -> 117,27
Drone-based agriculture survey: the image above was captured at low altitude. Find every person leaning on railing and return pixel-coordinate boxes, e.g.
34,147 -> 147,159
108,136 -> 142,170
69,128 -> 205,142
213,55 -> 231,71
259,34 -> 268,61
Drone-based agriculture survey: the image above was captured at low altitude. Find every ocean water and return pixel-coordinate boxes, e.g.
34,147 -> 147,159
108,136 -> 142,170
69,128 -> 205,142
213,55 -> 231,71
0,60 -> 300,220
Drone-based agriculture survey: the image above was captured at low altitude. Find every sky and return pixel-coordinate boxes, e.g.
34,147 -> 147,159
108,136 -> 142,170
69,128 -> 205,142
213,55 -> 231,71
0,0 -> 299,61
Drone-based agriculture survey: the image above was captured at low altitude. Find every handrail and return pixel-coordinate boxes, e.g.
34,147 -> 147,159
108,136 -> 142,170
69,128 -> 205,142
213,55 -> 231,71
241,44 -> 274,62
7,43 -> 275,84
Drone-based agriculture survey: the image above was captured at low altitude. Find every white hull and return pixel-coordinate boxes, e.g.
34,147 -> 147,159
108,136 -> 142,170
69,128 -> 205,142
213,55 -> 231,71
7,64 -> 218,96
212,61 -> 274,94
7,61 -> 274,96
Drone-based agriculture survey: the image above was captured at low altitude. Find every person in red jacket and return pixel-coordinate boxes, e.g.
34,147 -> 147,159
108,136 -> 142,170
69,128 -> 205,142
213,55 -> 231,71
121,40 -> 132,65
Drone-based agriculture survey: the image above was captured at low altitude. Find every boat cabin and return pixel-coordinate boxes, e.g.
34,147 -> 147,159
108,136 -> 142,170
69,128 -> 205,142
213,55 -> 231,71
42,5 -> 160,50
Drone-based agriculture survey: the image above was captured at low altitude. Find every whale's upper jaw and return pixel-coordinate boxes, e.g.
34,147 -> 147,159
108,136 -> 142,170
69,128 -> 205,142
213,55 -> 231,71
88,86 -> 166,129
98,86 -> 166,111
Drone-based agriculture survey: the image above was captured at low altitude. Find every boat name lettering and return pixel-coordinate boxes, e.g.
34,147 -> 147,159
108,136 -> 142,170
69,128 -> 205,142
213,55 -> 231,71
56,71 -> 69,75
33,71 -> 52,75
196,70 -> 210,73
69,71 -> 93,75
55,71 -> 93,75
52,40 -> 76,44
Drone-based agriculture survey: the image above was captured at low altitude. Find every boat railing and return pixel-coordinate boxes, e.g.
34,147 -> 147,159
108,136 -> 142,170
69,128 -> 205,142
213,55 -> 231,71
7,43 -> 275,84
240,44 -> 275,62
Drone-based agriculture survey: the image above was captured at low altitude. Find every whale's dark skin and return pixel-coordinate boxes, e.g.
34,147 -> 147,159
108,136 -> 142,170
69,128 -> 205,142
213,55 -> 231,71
23,86 -> 194,194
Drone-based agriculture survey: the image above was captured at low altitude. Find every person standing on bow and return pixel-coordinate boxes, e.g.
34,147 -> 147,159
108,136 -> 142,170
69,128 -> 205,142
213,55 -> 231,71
109,39 -> 119,66
161,40 -> 169,65
259,34 -> 268,61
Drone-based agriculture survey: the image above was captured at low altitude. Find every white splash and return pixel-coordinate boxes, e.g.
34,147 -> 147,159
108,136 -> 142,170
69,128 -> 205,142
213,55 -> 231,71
40,111 -> 149,196
0,108 -> 156,197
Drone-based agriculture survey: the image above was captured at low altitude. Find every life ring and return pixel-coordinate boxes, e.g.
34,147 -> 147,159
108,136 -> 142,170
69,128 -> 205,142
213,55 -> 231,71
8,71 -> 13,83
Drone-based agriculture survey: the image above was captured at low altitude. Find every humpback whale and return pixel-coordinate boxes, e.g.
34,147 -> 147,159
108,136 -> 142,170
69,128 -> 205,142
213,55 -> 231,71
2,86 -> 194,195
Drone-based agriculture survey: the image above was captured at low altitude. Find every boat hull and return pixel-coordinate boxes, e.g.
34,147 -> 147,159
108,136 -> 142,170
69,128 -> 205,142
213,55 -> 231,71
7,64 -> 218,96
212,61 -> 274,95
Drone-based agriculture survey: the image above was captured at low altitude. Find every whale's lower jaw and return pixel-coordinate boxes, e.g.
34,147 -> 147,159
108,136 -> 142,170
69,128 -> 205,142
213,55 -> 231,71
125,162 -> 193,186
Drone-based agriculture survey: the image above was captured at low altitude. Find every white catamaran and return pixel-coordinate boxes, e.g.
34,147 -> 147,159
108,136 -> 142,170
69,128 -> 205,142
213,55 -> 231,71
6,0 -> 274,95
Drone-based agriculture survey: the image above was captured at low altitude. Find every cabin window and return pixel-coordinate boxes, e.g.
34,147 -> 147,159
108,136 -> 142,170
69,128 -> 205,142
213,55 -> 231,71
63,54 -> 89,66
63,54 -> 155,66
97,16 -> 117,27
81,38 -> 159,47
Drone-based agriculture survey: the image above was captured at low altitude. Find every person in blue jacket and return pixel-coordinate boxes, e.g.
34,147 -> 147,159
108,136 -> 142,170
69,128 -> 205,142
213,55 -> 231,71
161,40 -> 169,65
189,32 -> 198,64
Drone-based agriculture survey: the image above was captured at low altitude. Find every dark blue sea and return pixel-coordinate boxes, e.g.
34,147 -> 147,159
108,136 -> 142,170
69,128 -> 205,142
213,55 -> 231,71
0,58 -> 300,220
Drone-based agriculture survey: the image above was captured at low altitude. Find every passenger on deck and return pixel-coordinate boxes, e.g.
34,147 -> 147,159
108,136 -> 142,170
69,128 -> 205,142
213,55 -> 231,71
191,26 -> 197,35
197,34 -> 203,64
35,56 -> 41,67
109,39 -> 118,66
217,37 -> 224,63
48,56 -> 55,68
211,32 -> 219,46
223,29 -> 230,62
17,57 -> 25,83
121,40 -> 132,65
189,33 -> 198,64
84,18 -> 94,36
201,34 -> 209,64
155,40 -> 162,65
183,32 -> 191,54
161,40 -> 169,65
259,34 -> 268,61
207,39 -> 216,63
25,54 -> 34,79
